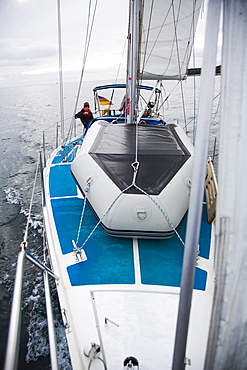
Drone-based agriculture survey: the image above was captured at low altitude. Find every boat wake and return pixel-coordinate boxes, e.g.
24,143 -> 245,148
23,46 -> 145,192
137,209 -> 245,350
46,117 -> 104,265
1,187 -> 72,369
25,277 -> 72,369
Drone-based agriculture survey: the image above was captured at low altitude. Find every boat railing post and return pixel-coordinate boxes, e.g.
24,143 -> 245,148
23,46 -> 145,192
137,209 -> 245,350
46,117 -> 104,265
25,251 -> 59,280
43,269 -> 59,370
42,131 -> 46,168
4,242 -> 26,370
74,117 -> 76,138
56,122 -> 59,148
39,150 -> 46,207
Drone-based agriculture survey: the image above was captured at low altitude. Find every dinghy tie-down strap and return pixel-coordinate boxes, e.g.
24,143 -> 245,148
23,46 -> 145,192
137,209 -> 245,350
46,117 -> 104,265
73,177 -> 92,260
130,161 -> 184,245
76,175 -> 185,250
78,183 -> 134,249
133,183 -> 185,246
76,162 -> 141,249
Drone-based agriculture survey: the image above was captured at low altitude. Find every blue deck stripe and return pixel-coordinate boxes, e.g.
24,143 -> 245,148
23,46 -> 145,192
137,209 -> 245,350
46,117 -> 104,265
138,220 -> 186,287
67,238 -> 135,286
51,197 -> 85,254
198,205 -> 211,259
138,213 -> 209,290
50,198 -> 135,285
194,268 -> 207,291
49,164 -> 77,198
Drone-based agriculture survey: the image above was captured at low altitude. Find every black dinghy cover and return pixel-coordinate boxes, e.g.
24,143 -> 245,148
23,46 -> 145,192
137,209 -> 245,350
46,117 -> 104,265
89,123 -> 191,195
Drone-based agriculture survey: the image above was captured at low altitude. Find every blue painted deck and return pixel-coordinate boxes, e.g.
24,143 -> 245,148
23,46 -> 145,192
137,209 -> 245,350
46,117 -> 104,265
49,142 -> 211,290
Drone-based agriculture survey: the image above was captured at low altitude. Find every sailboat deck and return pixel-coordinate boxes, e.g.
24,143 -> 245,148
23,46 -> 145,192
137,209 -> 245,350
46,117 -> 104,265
48,141 -> 211,290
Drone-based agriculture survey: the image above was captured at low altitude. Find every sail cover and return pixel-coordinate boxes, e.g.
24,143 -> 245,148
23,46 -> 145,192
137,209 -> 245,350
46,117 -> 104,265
140,0 -> 203,80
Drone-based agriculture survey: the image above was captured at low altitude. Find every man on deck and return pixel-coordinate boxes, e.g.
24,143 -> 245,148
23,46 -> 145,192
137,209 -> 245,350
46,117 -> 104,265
75,102 -> 94,128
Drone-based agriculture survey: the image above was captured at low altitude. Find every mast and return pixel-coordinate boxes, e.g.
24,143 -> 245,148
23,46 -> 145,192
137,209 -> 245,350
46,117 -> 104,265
127,0 -> 141,123
171,0 -> 221,368
204,1 -> 247,368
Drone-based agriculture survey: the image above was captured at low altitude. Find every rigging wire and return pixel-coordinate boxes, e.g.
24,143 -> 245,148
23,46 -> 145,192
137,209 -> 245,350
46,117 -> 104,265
192,0 -> 197,142
171,0 -> 187,129
211,92 -> 221,125
184,91 -> 221,141
157,80 -> 180,112
115,37 -> 128,84
66,0 -> 98,143
42,114 -> 74,136
210,92 -> 220,163
105,37 -> 128,117
56,0 -> 65,143
23,152 -> 41,244
139,0 -> 154,82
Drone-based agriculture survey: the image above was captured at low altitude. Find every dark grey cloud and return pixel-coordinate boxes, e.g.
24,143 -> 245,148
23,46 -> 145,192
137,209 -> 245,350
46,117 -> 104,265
0,39 -> 57,65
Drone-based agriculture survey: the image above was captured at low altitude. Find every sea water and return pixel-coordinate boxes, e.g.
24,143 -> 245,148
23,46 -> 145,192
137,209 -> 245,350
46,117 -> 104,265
0,77 -> 220,369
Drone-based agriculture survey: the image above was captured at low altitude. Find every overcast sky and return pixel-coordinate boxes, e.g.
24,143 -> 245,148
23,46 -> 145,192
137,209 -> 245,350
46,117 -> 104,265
0,0 -> 210,89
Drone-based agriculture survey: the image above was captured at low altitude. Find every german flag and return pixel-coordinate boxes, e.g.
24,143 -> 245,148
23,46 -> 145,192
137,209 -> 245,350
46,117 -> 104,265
98,95 -> 113,105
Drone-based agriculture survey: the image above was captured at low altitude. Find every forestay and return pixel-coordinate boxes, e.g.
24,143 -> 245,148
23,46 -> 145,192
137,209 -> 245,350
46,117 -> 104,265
140,0 -> 203,80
